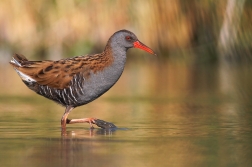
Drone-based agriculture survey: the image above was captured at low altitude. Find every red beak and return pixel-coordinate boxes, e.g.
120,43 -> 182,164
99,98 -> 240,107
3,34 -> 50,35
133,41 -> 157,56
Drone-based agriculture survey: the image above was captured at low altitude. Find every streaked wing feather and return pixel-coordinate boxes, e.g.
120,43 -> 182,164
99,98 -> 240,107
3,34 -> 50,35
16,57 -> 86,89
12,50 -> 114,90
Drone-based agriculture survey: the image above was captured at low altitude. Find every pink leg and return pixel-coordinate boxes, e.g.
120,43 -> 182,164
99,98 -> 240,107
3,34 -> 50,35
61,106 -> 116,133
66,117 -> 97,128
61,106 -> 74,130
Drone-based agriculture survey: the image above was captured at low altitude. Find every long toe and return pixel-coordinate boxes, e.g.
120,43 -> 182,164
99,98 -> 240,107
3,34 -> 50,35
94,119 -> 117,129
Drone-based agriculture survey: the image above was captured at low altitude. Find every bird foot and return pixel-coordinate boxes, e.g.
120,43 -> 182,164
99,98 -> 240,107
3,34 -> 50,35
93,119 -> 117,129
86,117 -> 97,129
66,117 -> 116,129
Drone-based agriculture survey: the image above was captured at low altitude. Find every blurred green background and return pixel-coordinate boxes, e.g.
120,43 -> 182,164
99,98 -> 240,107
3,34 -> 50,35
0,0 -> 251,62
1,1 -> 252,167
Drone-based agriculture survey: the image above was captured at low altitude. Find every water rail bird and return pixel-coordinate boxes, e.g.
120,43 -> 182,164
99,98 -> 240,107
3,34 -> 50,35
10,30 -> 156,131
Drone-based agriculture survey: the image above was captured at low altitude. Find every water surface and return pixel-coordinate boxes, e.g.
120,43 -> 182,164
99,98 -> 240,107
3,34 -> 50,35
1,60 -> 252,167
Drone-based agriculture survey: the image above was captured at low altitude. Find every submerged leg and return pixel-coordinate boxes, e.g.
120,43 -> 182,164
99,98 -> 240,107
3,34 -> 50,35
67,118 -> 117,129
61,106 -> 117,130
61,106 -> 74,130
66,118 -> 97,128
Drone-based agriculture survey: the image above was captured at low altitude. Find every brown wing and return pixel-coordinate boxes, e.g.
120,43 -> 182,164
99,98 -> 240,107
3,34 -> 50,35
15,56 -> 90,89
11,49 -> 114,90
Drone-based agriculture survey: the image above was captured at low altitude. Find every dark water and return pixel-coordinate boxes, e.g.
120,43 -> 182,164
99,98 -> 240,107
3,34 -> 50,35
1,59 -> 252,167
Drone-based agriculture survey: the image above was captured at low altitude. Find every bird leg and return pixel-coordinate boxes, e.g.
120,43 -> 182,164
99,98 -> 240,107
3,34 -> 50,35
61,106 -> 74,130
61,106 -> 117,131
66,118 -> 117,129
66,118 -> 97,128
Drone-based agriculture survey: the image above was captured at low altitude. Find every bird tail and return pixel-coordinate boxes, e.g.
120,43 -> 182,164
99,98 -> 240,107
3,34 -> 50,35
9,54 -> 36,83
9,53 -> 29,67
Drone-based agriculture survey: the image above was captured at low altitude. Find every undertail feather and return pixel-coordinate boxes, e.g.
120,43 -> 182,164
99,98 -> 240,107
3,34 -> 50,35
10,57 -> 21,67
10,53 -> 36,83
14,69 -> 36,83
9,53 -> 29,67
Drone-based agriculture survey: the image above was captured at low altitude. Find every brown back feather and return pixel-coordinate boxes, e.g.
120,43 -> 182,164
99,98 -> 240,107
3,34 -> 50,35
11,48 -> 114,89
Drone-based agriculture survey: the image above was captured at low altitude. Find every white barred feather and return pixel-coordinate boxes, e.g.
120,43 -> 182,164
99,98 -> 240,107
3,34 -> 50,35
14,68 -> 36,82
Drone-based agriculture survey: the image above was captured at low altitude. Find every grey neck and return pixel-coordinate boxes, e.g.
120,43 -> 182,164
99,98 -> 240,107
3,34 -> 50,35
77,41 -> 128,104
107,38 -> 127,71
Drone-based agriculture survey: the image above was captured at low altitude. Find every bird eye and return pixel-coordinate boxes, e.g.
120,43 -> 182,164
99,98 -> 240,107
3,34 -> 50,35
125,36 -> 132,41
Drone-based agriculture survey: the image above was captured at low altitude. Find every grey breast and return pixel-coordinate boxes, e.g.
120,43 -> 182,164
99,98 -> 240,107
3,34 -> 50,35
77,53 -> 127,105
